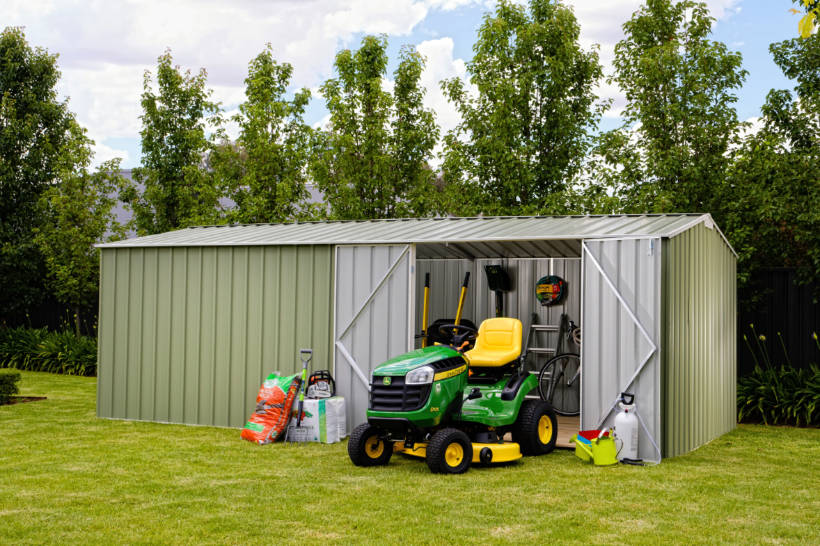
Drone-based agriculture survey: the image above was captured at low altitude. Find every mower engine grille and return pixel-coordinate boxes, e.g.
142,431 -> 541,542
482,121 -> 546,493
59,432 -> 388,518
369,376 -> 431,412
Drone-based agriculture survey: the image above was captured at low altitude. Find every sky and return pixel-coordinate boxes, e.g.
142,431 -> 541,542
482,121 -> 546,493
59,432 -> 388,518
3,0 -> 801,169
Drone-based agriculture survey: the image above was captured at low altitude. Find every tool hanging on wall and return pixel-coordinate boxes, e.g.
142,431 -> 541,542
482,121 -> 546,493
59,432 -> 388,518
484,264 -> 511,317
453,272 -> 470,326
421,272 -> 430,348
535,275 -> 566,306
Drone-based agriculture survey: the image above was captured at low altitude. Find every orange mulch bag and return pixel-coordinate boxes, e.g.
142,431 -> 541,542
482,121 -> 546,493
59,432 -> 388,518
241,373 -> 301,445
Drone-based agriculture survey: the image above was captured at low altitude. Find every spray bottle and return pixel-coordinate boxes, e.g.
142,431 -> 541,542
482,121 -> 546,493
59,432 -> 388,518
613,392 -> 639,462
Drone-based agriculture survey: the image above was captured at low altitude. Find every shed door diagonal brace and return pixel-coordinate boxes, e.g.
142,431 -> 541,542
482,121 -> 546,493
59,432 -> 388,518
583,241 -> 661,460
335,245 -> 410,392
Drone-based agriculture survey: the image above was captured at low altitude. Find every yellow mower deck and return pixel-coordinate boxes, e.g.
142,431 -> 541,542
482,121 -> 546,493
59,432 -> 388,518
394,441 -> 522,463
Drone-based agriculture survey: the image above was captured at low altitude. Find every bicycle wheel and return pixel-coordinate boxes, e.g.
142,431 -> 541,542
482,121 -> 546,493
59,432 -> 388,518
537,353 -> 580,416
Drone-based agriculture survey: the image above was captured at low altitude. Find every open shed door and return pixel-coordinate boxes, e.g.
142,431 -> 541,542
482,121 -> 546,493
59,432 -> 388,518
334,245 -> 414,431
582,238 -> 662,462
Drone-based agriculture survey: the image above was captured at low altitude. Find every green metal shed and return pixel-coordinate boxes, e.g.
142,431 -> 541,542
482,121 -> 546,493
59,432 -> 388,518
97,214 -> 736,460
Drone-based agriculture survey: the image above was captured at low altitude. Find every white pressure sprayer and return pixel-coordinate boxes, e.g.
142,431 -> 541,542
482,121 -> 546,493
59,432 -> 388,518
613,392 -> 639,462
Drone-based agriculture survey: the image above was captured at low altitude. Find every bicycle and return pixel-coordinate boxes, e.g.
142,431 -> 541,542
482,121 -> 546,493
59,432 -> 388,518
537,314 -> 581,416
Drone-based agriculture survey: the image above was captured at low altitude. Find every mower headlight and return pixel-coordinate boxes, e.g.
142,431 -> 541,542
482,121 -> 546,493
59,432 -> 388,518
405,365 -> 434,385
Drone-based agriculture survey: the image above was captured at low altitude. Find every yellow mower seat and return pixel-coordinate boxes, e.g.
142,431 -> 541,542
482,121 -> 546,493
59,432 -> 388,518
465,318 -> 523,367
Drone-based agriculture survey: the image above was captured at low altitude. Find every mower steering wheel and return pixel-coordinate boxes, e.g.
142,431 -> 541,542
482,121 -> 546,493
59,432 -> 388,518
437,324 -> 477,351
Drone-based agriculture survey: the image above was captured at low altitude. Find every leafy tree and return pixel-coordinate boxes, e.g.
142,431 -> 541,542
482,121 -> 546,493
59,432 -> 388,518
717,30 -> 819,293
34,123 -> 128,336
217,45 -> 314,223
763,32 -> 819,151
0,27 -> 77,321
790,0 -> 819,38
125,50 -> 221,235
311,36 -> 439,219
440,0 -> 604,216
591,0 -> 747,213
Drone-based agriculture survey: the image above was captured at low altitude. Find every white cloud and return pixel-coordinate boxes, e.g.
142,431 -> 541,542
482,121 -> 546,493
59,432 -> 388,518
417,37 -> 467,136
89,135 -> 130,168
565,0 -> 742,118
6,0 -> 746,167
7,0 -> 453,165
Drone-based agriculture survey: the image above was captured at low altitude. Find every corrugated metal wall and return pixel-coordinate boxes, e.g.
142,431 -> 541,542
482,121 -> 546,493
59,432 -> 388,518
662,223 -> 736,457
415,258 -> 581,372
582,238 -> 662,461
335,245 -> 413,430
97,245 -> 334,428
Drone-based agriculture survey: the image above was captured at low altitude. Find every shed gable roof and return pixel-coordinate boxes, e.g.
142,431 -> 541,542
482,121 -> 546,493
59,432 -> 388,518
98,214 -> 730,255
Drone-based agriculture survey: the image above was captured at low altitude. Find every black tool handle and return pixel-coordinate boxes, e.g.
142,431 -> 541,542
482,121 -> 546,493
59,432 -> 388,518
621,392 -> 634,405
425,272 -> 430,288
462,272 -> 470,287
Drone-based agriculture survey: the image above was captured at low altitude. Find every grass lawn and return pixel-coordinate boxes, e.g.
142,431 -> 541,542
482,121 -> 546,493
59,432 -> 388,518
1,371 -> 818,544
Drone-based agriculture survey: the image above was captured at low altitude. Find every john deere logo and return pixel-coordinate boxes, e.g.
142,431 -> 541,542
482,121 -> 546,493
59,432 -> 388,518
383,377 -> 392,386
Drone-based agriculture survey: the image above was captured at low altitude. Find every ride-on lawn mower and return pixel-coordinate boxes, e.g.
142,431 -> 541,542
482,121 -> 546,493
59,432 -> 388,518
347,317 -> 558,474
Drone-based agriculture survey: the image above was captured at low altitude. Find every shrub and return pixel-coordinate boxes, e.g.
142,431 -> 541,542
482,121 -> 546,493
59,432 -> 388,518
0,368 -> 21,404
737,364 -> 819,426
0,327 -> 97,376
738,326 -> 819,427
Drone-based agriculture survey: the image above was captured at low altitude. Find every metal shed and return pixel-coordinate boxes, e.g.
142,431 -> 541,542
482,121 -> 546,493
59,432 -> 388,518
97,214 -> 736,459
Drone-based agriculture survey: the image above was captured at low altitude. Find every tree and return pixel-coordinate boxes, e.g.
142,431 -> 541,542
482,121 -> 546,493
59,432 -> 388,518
592,0 -> 747,213
0,27 -> 77,321
439,0 -> 604,216
311,36 -> 439,219
217,45 -> 314,223
34,123 -> 128,335
717,30 -> 819,293
790,0 -> 819,38
124,50 -> 221,235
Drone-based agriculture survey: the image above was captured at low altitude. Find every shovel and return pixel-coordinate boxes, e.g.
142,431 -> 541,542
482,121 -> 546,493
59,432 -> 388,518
286,349 -> 312,443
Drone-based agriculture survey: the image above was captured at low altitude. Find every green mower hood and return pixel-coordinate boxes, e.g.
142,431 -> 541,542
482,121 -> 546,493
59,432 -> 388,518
373,346 -> 463,376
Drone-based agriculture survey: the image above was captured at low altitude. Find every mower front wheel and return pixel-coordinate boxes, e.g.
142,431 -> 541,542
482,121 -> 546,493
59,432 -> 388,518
513,400 -> 558,455
426,428 -> 473,474
348,423 -> 393,467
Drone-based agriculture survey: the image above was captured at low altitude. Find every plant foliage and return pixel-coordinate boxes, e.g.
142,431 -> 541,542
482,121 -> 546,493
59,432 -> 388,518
0,327 -> 97,376
591,0 -> 746,213
124,50 -> 222,234
311,35 -> 439,219
214,45 -> 315,223
0,368 -> 21,404
716,30 -> 819,292
33,123 -> 129,335
737,364 -> 819,427
440,0 -> 604,215
0,27 -> 78,321
738,327 -> 820,426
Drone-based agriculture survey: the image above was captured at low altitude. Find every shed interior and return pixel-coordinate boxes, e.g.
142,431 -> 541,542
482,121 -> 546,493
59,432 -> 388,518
413,240 -> 584,446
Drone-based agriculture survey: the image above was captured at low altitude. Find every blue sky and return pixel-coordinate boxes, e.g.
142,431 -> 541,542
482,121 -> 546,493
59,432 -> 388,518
4,1 -> 801,169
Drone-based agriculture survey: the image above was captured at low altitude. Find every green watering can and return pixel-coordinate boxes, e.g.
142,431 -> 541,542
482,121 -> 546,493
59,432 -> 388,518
570,429 -> 618,466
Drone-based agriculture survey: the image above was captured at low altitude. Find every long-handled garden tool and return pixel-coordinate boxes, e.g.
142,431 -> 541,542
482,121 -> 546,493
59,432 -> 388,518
285,348 -> 312,443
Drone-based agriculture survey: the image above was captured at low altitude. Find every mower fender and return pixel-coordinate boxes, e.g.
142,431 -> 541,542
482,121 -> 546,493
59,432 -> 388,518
458,374 -> 538,427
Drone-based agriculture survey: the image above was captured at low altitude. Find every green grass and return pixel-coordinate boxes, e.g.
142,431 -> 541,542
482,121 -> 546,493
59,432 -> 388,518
2,372 -> 819,544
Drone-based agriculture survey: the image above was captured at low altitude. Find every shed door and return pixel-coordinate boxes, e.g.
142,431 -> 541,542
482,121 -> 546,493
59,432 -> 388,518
334,245 -> 415,431
582,238 -> 662,462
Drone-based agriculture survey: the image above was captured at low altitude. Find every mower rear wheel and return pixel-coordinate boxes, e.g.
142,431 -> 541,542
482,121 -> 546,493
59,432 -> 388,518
426,428 -> 473,474
513,400 -> 558,455
348,423 -> 393,467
